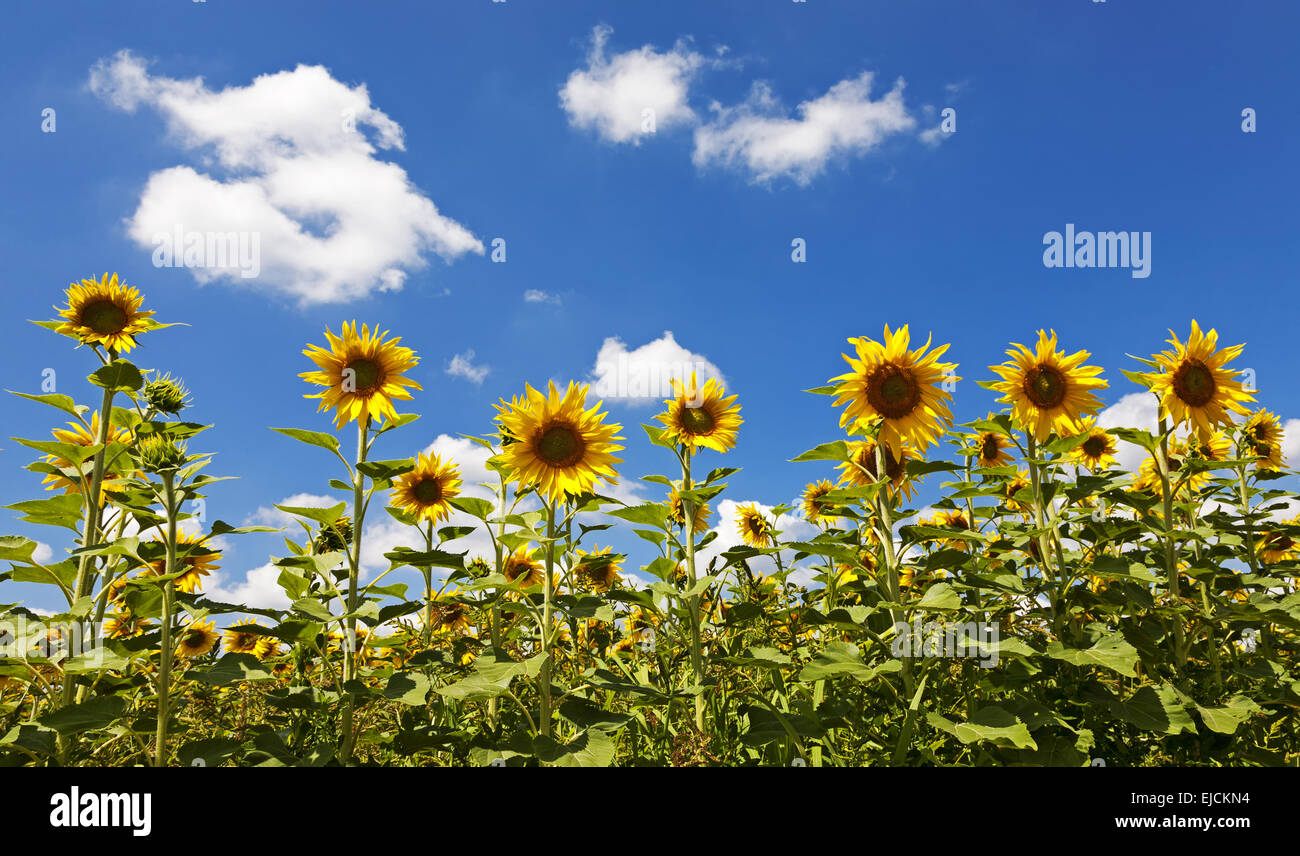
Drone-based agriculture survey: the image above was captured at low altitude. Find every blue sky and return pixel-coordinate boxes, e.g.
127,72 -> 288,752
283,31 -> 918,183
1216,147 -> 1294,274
3,1 -> 1298,613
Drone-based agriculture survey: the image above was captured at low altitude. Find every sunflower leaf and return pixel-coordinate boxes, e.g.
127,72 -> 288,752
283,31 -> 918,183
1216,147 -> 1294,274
87,359 -> 144,393
7,391 -> 89,419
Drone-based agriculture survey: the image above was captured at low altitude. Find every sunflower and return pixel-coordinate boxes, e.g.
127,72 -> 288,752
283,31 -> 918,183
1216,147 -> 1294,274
223,620 -> 267,656
801,480 -> 839,525
1002,471 -> 1033,514
668,485 -> 712,534
830,325 -> 957,456
656,372 -> 742,453
144,530 -> 220,594
1143,320 -> 1255,438
972,418 -> 1015,469
572,545 -> 624,592
835,547 -> 877,585
502,547 -> 545,589
735,504 -> 774,548
41,412 -> 134,504
390,452 -> 462,524
1243,409 -> 1285,470
103,610 -> 151,639
300,322 -> 422,428
1187,431 -> 1231,465
55,273 -> 156,353
428,589 -> 472,635
1259,517 -> 1299,564
176,620 -> 219,658
989,330 -> 1107,442
494,381 -> 623,502
1070,418 -> 1119,471
837,438 -> 918,501
918,509 -> 973,551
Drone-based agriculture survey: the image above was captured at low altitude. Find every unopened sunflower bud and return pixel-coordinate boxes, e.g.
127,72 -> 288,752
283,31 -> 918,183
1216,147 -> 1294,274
137,435 -> 188,472
143,373 -> 191,414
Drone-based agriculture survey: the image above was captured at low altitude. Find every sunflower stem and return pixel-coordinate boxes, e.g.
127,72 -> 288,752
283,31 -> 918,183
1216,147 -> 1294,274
680,448 -> 707,733
539,501 -> 556,739
340,418 -> 370,764
873,442 -> 916,759
1154,417 -> 1187,674
153,472 -> 178,768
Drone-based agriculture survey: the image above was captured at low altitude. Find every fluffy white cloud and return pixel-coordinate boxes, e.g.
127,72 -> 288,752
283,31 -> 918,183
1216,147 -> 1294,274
588,331 -> 726,405
1282,419 -> 1300,468
207,562 -> 291,610
559,25 -> 703,144
89,50 -> 482,304
446,350 -> 490,385
692,73 -> 917,185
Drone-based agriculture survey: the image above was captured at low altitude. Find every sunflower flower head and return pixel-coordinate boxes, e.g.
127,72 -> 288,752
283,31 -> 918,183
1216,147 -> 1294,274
1243,409 -> 1285,470
669,484 -> 712,534
572,545 -> 624,592
989,330 -> 1107,442
144,529 -> 220,594
801,480 -> 839,525
735,503 -> 774,548
391,452 -> 462,525
54,273 -> 157,353
1070,418 -> 1119,471
1143,320 -> 1254,438
830,325 -> 958,456
656,372 -> 742,454
300,322 -> 421,428
494,381 -> 623,503
176,620 -> 219,658
41,411 -> 134,503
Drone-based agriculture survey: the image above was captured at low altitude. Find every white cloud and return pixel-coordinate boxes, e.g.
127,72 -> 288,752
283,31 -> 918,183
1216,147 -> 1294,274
692,72 -> 917,185
90,50 -> 482,304
588,331 -> 727,405
524,289 -> 561,306
32,542 -> 53,563
559,25 -> 703,144
446,350 -> 490,385
1281,419 -> 1300,468
207,562 -> 292,610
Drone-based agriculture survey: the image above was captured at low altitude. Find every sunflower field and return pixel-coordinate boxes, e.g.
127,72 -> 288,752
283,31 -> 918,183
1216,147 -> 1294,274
2,273 -> 1298,768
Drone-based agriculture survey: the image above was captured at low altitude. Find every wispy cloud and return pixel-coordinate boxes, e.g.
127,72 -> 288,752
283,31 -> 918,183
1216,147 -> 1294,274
446,349 -> 490,385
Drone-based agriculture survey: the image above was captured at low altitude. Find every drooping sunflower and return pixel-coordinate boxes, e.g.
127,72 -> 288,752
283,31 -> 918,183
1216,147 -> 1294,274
41,412 -> 135,504
918,509 -> 973,551
801,480 -> 839,525
144,530 -> 220,594
989,330 -> 1107,442
668,485 -> 712,534
1143,320 -> 1255,438
830,325 -> 958,456
55,273 -> 156,353
502,547 -> 545,589
1070,418 -> 1119,471
175,620 -> 219,658
972,417 -> 1015,469
656,372 -> 742,453
103,610 -> 151,640
391,452 -> 462,524
494,381 -> 623,502
428,589 -> 472,635
735,504 -> 774,548
223,620 -> 267,656
837,438 -> 918,501
1002,470 -> 1033,514
1259,517 -> 1299,564
1187,431 -> 1232,465
572,545 -> 624,592
1243,409 -> 1285,470
300,322 -> 422,428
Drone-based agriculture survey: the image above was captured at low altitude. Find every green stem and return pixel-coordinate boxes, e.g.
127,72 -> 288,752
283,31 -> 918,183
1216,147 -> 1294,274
154,473 -> 178,768
680,448 -> 706,733
340,418 -> 370,764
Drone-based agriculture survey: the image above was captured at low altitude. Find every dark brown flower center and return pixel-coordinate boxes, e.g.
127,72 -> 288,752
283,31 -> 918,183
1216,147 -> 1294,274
413,477 -> 443,504
82,300 -> 128,335
1172,360 -> 1216,407
979,435 -> 1001,461
679,404 -> 716,435
1082,435 -> 1108,458
345,358 -> 383,393
536,423 -> 584,467
866,363 -> 921,419
1024,365 -> 1067,409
